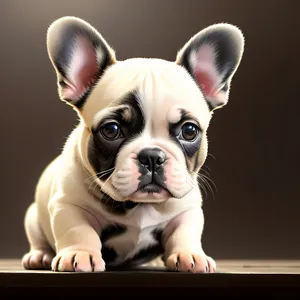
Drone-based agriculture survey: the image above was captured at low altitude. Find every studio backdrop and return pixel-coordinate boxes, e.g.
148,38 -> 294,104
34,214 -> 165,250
0,0 -> 298,260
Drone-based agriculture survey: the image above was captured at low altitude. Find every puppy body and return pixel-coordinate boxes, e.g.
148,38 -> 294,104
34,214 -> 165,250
22,17 -> 244,272
29,125 -> 203,268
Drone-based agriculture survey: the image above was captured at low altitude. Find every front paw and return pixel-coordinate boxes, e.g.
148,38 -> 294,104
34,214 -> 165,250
166,252 -> 216,273
51,250 -> 105,272
22,249 -> 54,270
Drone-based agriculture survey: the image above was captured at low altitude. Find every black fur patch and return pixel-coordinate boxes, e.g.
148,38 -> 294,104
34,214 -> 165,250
101,245 -> 118,264
88,91 -> 145,182
126,228 -> 164,266
129,244 -> 164,266
100,224 -> 127,243
102,228 -> 166,270
97,192 -> 139,215
152,228 -> 163,243
169,109 -> 202,167
100,224 -> 126,264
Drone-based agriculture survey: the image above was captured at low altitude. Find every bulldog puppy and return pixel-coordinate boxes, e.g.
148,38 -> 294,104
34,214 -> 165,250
22,16 -> 244,273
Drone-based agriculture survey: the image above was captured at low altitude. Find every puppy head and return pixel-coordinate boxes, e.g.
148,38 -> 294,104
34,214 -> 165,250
47,17 -> 244,203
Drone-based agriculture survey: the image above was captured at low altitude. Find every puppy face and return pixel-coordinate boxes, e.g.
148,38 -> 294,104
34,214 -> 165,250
46,17 -> 244,203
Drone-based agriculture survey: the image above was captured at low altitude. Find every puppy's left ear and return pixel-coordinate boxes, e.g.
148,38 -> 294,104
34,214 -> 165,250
176,23 -> 244,111
47,16 -> 116,109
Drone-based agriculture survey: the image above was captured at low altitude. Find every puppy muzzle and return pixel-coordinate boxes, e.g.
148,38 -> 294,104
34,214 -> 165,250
137,147 -> 169,193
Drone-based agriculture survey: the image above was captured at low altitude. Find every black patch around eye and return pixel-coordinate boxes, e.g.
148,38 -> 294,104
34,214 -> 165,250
88,136 -> 120,181
88,90 -> 145,182
117,91 -> 145,140
92,106 -> 131,133
169,113 -> 202,160
180,133 -> 202,157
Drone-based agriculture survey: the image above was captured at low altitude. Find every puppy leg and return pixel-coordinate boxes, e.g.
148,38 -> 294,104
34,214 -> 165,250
22,203 -> 55,270
162,208 -> 216,273
49,201 -> 105,272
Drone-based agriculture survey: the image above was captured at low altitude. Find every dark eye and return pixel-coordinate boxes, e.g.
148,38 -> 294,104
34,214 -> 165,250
100,122 -> 122,140
181,123 -> 199,141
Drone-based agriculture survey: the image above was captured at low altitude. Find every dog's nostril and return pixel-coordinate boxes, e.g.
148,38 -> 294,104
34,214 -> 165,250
138,148 -> 166,171
138,154 -> 150,166
156,153 -> 166,165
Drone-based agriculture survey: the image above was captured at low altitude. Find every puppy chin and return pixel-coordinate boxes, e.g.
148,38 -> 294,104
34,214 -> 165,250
130,188 -> 172,203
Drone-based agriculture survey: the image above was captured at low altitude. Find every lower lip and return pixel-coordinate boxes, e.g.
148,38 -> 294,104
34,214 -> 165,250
130,188 -> 172,202
140,184 -> 162,193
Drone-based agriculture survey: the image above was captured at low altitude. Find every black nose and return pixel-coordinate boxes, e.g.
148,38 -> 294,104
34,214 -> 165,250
138,148 -> 166,172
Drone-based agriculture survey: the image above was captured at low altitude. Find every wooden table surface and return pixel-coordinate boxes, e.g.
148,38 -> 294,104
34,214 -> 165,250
1,259 -> 300,296
1,259 -> 300,274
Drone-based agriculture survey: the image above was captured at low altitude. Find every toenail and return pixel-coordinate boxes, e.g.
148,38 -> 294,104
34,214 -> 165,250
191,262 -> 195,272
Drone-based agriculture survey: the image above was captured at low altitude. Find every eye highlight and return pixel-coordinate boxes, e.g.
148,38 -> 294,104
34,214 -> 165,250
100,122 -> 122,140
180,122 -> 199,141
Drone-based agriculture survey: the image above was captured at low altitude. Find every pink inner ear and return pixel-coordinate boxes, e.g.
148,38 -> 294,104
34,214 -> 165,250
62,36 -> 99,102
194,70 -> 218,98
189,44 -> 222,99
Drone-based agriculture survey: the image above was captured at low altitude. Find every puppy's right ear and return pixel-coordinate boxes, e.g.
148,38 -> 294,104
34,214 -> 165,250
47,16 -> 116,109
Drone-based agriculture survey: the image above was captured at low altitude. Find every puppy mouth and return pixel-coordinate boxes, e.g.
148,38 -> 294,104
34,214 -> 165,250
138,170 -> 169,193
129,173 -> 173,202
139,183 -> 162,193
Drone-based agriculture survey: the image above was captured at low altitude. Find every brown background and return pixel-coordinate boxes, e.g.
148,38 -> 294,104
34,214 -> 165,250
0,0 -> 299,260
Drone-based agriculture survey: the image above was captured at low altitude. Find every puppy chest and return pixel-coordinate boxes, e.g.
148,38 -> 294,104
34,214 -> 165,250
99,224 -> 164,267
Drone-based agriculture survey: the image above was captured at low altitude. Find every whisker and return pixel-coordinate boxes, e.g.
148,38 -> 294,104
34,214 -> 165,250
87,169 -> 115,191
197,176 -> 209,199
198,179 -> 208,199
207,153 -> 216,160
199,172 -> 217,192
85,167 -> 115,182
189,168 -> 217,200
199,174 -> 215,199
98,171 -> 116,207
199,167 -> 210,177
202,164 -> 211,172
88,168 -> 114,201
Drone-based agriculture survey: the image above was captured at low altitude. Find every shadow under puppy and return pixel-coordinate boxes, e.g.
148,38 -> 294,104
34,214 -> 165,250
22,16 -> 244,273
